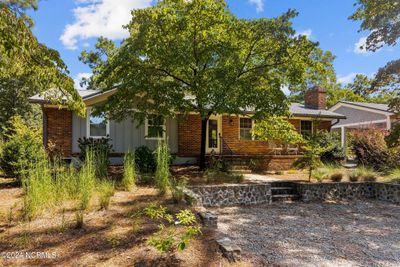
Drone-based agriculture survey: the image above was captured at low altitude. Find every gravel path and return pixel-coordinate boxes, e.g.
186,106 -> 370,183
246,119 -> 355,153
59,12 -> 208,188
212,201 -> 400,266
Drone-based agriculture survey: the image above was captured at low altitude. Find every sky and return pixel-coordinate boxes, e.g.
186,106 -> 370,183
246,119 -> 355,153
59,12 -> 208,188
28,0 -> 400,90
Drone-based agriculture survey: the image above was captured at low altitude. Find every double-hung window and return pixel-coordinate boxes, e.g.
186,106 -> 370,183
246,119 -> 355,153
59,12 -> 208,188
240,118 -> 253,140
87,107 -> 109,138
145,115 -> 166,140
300,120 -> 313,137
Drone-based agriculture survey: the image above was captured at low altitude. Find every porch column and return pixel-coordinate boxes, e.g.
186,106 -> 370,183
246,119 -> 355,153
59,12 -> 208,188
341,126 -> 346,149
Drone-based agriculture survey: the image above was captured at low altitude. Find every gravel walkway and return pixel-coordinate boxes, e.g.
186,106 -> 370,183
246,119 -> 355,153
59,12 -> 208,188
212,201 -> 400,266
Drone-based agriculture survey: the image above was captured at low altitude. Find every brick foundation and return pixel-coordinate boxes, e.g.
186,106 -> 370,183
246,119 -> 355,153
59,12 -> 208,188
43,107 -> 72,157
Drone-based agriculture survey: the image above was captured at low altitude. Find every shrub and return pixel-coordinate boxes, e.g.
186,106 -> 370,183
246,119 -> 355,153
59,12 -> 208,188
171,177 -> 188,203
349,172 -> 359,182
1,116 -> 46,181
387,168 -> 400,184
122,151 -> 136,190
330,172 -> 343,182
350,129 -> 395,172
78,136 -> 112,179
312,169 -> 328,182
135,146 -> 156,173
98,179 -> 115,210
352,166 -> 378,182
155,141 -> 171,195
385,123 -> 400,148
318,131 -> 345,164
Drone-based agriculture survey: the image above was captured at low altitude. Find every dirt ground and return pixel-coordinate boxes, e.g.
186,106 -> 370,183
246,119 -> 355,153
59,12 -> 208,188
0,178 -> 247,267
213,201 -> 400,267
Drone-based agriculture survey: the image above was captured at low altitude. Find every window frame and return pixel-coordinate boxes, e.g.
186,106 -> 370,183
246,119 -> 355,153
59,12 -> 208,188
239,117 -> 255,141
145,115 -> 166,140
86,107 -> 110,139
300,120 -> 313,137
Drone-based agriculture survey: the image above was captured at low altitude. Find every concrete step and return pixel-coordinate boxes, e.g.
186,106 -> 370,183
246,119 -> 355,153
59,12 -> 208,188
272,194 -> 300,202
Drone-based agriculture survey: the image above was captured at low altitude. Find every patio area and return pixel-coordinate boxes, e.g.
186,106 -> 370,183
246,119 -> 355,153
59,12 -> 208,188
213,201 -> 400,266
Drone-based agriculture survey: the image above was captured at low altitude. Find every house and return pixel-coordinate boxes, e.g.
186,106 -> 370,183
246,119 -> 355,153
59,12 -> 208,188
328,101 -> 400,147
30,86 -> 345,171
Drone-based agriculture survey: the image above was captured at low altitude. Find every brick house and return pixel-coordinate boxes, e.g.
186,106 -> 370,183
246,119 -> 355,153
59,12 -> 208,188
30,86 -> 345,171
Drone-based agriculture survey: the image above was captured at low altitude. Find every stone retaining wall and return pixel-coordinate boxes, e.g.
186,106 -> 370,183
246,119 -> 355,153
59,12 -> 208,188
297,182 -> 400,204
186,183 -> 271,207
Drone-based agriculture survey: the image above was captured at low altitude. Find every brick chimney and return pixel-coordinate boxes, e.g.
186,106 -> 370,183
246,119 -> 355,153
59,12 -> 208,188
304,86 -> 327,110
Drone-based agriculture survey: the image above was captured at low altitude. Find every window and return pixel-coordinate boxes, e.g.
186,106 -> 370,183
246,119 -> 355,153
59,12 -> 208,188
240,118 -> 253,140
300,120 -> 313,137
87,107 -> 109,138
146,115 -> 165,139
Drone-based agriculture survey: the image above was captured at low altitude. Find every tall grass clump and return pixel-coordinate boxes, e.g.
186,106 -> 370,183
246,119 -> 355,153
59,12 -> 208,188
354,166 -> 378,182
387,168 -> 400,184
22,158 -> 55,220
155,140 -> 171,195
98,179 -> 115,210
53,158 -> 79,201
122,151 -> 136,190
77,150 -> 96,210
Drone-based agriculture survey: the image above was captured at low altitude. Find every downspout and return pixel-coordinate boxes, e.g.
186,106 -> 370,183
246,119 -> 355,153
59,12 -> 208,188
331,118 -> 341,127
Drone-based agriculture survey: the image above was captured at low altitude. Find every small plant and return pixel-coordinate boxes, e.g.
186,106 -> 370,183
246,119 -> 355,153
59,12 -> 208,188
275,171 -> 284,175
349,172 -> 360,182
171,177 -> 188,203
387,168 -> 400,184
98,179 -> 115,210
353,166 -> 378,182
205,169 -> 243,184
122,151 -> 136,191
312,169 -> 327,182
75,210 -> 84,229
143,204 -> 173,223
135,146 -> 156,173
330,172 -> 343,182
8,203 -> 17,225
16,230 -> 32,248
131,217 -> 142,233
59,208 -> 68,232
105,235 -> 121,248
77,150 -> 96,210
155,141 -> 171,195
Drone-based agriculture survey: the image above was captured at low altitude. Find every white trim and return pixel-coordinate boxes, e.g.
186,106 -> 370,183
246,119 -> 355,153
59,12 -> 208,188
206,115 -> 222,154
331,119 -> 387,129
387,116 -> 392,130
341,126 -> 346,148
145,115 -> 166,140
329,102 -> 393,116
86,107 -> 110,138
238,116 -> 256,141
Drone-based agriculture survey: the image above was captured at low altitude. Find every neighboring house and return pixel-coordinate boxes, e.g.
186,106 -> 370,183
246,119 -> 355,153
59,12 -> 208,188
329,101 -> 400,147
30,87 -> 345,171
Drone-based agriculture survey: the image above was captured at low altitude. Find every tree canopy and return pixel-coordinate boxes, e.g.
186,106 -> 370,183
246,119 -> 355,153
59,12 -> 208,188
82,0 -> 337,168
0,0 -> 85,133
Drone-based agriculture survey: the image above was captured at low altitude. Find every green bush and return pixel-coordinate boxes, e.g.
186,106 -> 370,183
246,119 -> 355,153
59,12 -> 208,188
1,116 -> 46,181
122,151 -> 136,190
330,172 -> 343,182
171,177 -> 188,203
312,168 -> 328,182
78,136 -> 112,179
352,166 -> 378,182
135,146 -> 156,173
318,131 -> 345,164
387,168 -> 400,184
349,172 -> 359,182
155,141 -> 171,195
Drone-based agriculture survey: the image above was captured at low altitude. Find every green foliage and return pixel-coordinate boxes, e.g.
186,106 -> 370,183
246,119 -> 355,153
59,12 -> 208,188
385,123 -> 400,148
330,172 -> 344,182
98,179 -> 115,210
143,204 -> 173,223
75,210 -> 84,229
312,168 -> 328,182
155,141 -> 171,195
352,166 -> 378,182
0,116 -> 45,181
171,177 -> 188,204
78,136 -> 112,179
145,206 -> 201,253
253,116 -> 304,144
77,150 -> 96,210
0,2 -> 85,119
135,146 -> 156,173
318,131 -> 346,164
326,88 -> 365,108
349,172 -> 360,182
122,151 -> 136,191
294,131 -> 326,181
387,168 -> 400,184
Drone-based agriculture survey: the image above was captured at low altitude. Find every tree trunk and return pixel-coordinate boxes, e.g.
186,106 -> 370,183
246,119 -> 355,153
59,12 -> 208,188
199,116 -> 209,171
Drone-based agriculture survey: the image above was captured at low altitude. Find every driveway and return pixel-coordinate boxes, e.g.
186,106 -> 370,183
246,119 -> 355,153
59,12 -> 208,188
212,201 -> 400,266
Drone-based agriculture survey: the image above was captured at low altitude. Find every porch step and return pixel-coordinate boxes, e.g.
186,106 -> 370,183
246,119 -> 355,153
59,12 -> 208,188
270,182 -> 300,202
272,194 -> 300,202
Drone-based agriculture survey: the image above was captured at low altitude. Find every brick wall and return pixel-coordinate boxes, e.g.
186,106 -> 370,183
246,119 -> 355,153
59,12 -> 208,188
44,107 -> 72,157
177,114 -> 332,156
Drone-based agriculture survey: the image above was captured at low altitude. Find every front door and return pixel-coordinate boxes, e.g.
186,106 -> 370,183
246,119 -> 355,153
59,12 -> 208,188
206,116 -> 221,154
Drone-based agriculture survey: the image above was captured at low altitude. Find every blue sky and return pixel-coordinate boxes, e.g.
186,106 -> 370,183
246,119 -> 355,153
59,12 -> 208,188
28,0 -> 400,89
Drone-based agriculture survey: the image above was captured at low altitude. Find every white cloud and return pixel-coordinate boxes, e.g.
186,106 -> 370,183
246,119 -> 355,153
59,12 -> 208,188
248,0 -> 264,12
337,73 -> 360,85
353,37 -> 370,55
60,0 -> 152,49
296,29 -> 312,39
74,72 -> 92,90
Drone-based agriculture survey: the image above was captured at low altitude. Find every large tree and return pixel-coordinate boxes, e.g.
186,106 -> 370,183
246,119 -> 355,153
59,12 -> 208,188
82,0 -> 332,169
0,0 -> 84,134
350,0 -> 400,111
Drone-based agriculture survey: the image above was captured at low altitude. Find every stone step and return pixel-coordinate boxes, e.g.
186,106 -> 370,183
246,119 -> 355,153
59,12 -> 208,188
272,194 -> 300,202
271,188 -> 294,195
271,187 -> 293,190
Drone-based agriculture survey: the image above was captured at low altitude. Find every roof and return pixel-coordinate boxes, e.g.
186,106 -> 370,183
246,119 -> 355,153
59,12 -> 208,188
339,101 -> 393,113
30,89 -> 346,119
290,103 -> 346,119
329,101 -> 395,116
29,89 -> 102,104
